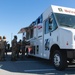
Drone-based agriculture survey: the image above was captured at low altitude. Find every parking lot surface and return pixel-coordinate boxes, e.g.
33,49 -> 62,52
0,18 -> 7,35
0,53 -> 75,75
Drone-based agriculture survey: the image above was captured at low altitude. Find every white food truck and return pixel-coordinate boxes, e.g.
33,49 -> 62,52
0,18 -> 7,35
18,5 -> 75,70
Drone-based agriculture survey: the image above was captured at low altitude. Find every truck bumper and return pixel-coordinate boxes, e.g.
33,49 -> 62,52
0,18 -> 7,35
67,50 -> 75,59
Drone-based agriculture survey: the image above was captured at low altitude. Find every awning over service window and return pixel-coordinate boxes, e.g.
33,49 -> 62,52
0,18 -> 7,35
18,27 -> 29,34
18,25 -> 33,34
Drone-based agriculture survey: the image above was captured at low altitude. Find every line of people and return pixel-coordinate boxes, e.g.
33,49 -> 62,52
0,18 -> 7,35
11,35 -> 29,61
0,35 -> 30,61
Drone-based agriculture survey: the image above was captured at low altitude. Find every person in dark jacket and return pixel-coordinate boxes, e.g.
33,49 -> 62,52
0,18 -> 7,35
16,39 -> 22,58
21,37 -> 27,60
11,35 -> 17,61
0,36 -> 4,61
2,36 -> 7,60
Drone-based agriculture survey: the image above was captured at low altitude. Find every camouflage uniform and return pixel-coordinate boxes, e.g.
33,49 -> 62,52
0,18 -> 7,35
2,36 -> 7,60
0,36 -> 4,61
11,35 -> 17,61
21,37 -> 27,60
16,39 -> 22,58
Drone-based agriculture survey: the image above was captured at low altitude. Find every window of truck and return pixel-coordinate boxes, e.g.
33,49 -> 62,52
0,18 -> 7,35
45,13 -> 57,34
55,13 -> 75,28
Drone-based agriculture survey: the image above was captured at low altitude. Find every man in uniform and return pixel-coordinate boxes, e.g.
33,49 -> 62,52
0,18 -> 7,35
0,36 -> 5,61
21,37 -> 27,60
2,36 -> 7,60
11,35 -> 17,61
16,39 -> 22,58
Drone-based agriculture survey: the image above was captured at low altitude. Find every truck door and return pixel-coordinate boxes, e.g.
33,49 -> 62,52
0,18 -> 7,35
43,14 -> 57,59
43,17 -> 52,59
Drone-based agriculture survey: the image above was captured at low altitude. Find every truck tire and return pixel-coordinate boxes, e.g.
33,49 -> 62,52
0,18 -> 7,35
52,50 -> 67,70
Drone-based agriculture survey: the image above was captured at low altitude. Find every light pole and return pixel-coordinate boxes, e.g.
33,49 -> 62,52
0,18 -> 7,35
11,33 -> 13,46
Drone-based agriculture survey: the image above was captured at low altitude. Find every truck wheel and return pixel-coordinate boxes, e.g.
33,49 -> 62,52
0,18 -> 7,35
52,50 -> 67,70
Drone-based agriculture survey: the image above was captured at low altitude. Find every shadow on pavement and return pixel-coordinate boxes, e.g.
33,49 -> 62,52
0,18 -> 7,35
0,52 -> 75,75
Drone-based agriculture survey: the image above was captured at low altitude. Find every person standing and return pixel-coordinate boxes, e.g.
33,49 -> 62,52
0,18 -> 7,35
16,39 -> 22,58
11,35 -> 17,61
21,37 -> 27,60
0,36 -> 4,61
2,36 -> 7,60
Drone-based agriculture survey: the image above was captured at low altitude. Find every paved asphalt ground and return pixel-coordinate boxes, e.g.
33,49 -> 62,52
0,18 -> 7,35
0,52 -> 75,75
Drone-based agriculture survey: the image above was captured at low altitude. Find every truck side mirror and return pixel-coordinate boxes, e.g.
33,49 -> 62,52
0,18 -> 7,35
49,18 -> 53,24
49,25 -> 52,30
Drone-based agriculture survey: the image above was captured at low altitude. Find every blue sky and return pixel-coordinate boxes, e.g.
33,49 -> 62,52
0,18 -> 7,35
0,0 -> 75,44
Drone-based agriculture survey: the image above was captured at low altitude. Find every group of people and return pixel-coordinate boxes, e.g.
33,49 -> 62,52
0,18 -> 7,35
11,35 -> 29,61
0,35 -> 30,61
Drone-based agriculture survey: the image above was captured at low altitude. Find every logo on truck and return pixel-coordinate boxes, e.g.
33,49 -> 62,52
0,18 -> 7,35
45,39 -> 50,50
58,8 -> 63,12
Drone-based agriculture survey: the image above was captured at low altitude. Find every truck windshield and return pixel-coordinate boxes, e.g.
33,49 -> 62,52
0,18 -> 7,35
55,13 -> 75,28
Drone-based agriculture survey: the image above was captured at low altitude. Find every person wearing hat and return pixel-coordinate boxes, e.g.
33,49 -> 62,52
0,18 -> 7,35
11,35 -> 17,61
